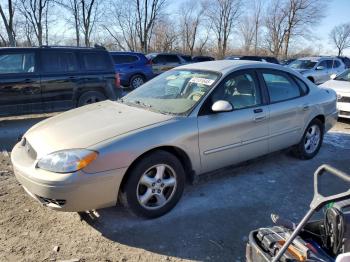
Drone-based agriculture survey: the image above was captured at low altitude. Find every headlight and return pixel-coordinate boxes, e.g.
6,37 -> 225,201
37,149 -> 98,173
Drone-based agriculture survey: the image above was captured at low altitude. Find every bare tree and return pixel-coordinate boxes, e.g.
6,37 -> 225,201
18,0 -> 51,46
80,0 -> 98,47
58,0 -> 81,46
252,0 -> 262,54
0,0 -> 16,46
205,0 -> 242,59
151,17 -> 178,52
330,23 -> 350,56
282,0 -> 326,58
178,1 -> 203,56
134,0 -> 167,53
264,0 -> 287,57
103,0 -> 139,51
239,16 -> 255,53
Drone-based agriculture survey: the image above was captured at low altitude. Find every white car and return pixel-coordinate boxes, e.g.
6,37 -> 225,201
321,69 -> 350,119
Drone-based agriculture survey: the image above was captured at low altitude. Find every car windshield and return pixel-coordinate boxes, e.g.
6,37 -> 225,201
335,69 -> 350,82
121,69 -> 220,115
289,60 -> 317,69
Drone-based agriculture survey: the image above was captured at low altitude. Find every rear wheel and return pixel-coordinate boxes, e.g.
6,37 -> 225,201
130,74 -> 145,89
121,151 -> 185,218
77,91 -> 106,107
293,118 -> 324,159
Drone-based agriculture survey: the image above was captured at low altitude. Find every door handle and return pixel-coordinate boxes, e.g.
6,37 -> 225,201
24,78 -> 33,83
302,104 -> 310,111
254,108 -> 263,113
254,115 -> 266,122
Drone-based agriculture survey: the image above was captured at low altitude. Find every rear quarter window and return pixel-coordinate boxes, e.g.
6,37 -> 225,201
81,52 -> 112,71
112,54 -> 139,64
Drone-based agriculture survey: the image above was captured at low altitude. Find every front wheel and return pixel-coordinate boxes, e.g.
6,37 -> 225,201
293,119 -> 324,159
121,151 -> 185,218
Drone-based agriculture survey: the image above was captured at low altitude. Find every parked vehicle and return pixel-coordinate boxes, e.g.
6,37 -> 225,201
179,54 -> 193,63
146,53 -> 186,75
0,46 -> 120,117
320,69 -> 350,118
337,56 -> 350,68
226,55 -> 280,64
288,57 -> 346,85
12,60 -> 337,218
192,56 -> 215,62
110,51 -> 154,89
280,58 -> 296,66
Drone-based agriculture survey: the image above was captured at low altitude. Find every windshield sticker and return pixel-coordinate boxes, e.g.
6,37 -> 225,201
189,77 -> 215,86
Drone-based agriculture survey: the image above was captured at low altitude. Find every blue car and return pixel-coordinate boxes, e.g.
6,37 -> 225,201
110,52 -> 154,89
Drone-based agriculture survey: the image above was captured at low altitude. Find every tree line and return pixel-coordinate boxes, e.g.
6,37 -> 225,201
0,0 -> 349,58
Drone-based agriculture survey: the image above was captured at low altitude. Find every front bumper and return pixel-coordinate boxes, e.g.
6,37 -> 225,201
337,101 -> 350,119
11,141 -> 127,212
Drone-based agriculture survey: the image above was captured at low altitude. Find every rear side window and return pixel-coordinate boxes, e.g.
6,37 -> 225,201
326,60 -> 334,69
165,55 -> 180,63
0,52 -> 35,74
41,51 -> 78,73
112,54 -> 139,64
333,60 -> 341,68
262,72 -> 301,103
81,52 -> 111,71
292,75 -> 309,95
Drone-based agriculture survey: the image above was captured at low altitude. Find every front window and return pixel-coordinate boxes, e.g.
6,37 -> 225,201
289,59 -> 317,70
335,69 -> 350,82
121,69 -> 220,115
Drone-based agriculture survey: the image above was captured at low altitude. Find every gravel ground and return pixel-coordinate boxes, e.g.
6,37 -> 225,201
0,115 -> 349,262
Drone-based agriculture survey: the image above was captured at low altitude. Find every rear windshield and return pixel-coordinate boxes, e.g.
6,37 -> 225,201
81,52 -> 112,71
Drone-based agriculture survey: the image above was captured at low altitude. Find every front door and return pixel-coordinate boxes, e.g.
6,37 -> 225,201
0,50 -> 41,116
197,70 -> 269,173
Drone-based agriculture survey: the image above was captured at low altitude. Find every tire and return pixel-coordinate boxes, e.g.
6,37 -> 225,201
77,91 -> 106,107
293,118 -> 324,160
129,74 -> 145,89
121,150 -> 185,218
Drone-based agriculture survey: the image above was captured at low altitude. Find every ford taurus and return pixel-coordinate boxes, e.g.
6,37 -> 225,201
11,60 -> 338,218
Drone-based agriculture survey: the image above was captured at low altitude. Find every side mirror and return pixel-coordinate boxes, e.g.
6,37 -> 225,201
316,65 -> 325,70
211,100 -> 233,113
330,73 -> 337,80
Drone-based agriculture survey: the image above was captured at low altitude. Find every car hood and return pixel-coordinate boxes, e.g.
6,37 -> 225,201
320,80 -> 350,94
25,100 -> 173,157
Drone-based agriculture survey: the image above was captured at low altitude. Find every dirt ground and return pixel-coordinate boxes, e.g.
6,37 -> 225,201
0,116 -> 350,262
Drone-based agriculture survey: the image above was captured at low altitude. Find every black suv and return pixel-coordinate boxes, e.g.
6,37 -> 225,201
0,46 -> 120,116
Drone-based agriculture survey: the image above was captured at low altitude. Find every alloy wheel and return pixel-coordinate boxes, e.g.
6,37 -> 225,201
304,124 -> 321,154
136,164 -> 177,210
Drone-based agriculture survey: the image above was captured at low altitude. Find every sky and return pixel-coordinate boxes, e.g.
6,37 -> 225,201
314,0 -> 350,56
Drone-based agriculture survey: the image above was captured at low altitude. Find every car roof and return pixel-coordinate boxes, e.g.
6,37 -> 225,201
110,51 -> 144,56
177,59 -> 293,75
0,46 -> 108,52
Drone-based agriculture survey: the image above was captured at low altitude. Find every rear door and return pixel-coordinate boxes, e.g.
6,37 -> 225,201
40,49 -> 80,112
258,69 -> 305,153
197,70 -> 269,173
111,54 -> 140,84
0,50 -> 41,116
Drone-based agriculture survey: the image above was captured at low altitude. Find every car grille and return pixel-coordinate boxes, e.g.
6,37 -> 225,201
21,138 -> 37,160
340,110 -> 350,116
338,96 -> 350,103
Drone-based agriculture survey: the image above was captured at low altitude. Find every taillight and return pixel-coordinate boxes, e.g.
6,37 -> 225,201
115,73 -> 121,88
